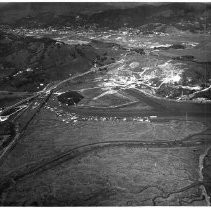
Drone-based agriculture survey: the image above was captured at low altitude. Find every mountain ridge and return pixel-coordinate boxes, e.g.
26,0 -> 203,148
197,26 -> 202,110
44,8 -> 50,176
0,2 -> 210,29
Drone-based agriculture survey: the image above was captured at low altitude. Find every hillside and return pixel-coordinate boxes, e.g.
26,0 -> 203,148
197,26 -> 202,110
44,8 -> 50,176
0,3 -> 210,31
0,30 -> 117,92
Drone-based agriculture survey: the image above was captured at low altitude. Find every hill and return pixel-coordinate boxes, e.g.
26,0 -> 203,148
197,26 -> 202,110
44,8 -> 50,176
0,30 -> 117,92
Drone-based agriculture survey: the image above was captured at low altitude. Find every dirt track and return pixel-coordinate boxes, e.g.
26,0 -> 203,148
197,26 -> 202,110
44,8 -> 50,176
0,101 -> 211,206
0,67 -> 211,206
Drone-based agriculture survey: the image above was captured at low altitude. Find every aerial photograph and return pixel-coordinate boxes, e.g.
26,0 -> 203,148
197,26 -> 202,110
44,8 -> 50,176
0,1 -> 211,206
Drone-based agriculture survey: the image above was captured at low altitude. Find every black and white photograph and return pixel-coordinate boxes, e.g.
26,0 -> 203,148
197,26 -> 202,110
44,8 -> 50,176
0,0 -> 211,207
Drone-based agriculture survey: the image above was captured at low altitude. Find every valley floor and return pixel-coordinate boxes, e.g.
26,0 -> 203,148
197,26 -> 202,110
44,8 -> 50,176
0,27 -> 211,206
